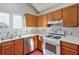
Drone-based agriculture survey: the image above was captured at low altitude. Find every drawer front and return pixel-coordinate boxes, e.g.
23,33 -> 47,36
61,47 -> 77,55
2,46 -> 14,55
2,41 -> 14,47
14,39 -> 24,44
61,41 -> 78,50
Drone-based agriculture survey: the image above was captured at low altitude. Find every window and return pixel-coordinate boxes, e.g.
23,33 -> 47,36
13,15 -> 24,29
0,12 -> 9,28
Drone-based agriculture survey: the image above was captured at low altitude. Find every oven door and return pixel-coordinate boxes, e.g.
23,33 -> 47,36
45,42 -> 56,54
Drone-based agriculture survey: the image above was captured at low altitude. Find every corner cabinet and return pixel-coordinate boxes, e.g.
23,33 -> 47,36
33,35 -> 38,50
60,41 -> 79,55
63,4 -> 78,27
37,16 -> 42,27
38,36 -> 43,51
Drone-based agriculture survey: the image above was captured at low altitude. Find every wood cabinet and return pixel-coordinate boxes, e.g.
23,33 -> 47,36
33,35 -> 43,51
38,36 -> 43,51
60,41 -> 79,55
14,39 -> 24,55
54,9 -> 63,20
25,14 -> 37,27
33,35 -> 38,49
1,41 -> 14,55
41,14 -> 48,27
78,4 -> 79,26
0,44 -> 1,55
47,12 -> 54,21
63,4 -> 78,27
37,16 -> 42,27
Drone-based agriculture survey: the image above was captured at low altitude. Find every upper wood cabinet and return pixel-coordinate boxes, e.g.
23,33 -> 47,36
54,9 -> 63,20
63,4 -> 78,27
47,12 -> 54,21
37,16 -> 42,27
78,4 -> 79,26
25,14 -> 37,27
41,14 -> 48,27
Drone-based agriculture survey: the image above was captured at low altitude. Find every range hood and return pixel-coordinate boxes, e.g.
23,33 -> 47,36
47,20 -> 63,27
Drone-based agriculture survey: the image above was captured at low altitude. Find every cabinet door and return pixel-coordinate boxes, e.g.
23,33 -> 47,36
33,35 -> 38,49
38,36 -> 43,51
47,12 -> 54,21
78,4 -> 79,26
61,47 -> 77,55
47,12 -> 54,20
25,14 -> 32,27
63,4 -> 78,27
25,14 -> 37,27
2,41 -> 14,55
0,44 -> 1,55
42,14 -> 48,27
14,39 -> 24,55
38,16 -> 42,27
2,46 -> 14,55
15,43 -> 23,55
54,9 -> 63,20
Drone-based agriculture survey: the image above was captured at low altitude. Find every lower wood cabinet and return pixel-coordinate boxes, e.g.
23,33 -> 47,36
61,47 -> 77,55
1,41 -> 14,55
14,39 -> 24,55
0,44 -> 1,55
60,41 -> 79,55
38,36 -> 43,51
33,35 -> 38,49
0,35 -> 43,55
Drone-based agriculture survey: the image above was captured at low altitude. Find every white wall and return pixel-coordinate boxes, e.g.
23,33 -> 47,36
0,3 -> 37,28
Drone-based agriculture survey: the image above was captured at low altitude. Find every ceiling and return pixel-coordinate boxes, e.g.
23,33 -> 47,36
27,3 -> 76,15
30,3 -> 60,13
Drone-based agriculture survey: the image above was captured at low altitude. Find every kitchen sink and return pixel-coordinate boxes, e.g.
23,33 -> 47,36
53,36 -> 61,39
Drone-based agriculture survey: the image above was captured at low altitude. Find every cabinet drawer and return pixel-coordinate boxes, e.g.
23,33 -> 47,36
2,41 -> 14,47
14,39 -> 24,44
61,41 -> 78,50
61,47 -> 77,55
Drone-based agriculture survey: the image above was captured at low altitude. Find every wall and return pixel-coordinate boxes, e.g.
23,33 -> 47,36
0,3 -> 37,28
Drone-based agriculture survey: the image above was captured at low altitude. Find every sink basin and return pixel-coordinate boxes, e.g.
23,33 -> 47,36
53,36 -> 61,39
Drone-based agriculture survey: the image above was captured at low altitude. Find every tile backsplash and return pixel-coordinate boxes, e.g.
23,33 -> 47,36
0,27 -> 47,39
0,27 -> 79,39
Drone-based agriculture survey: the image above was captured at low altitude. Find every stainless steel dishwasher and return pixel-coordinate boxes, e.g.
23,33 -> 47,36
24,36 -> 34,54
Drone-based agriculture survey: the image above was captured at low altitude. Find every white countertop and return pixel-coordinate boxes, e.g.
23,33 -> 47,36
0,33 -> 45,43
0,34 -> 36,43
61,35 -> 79,45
